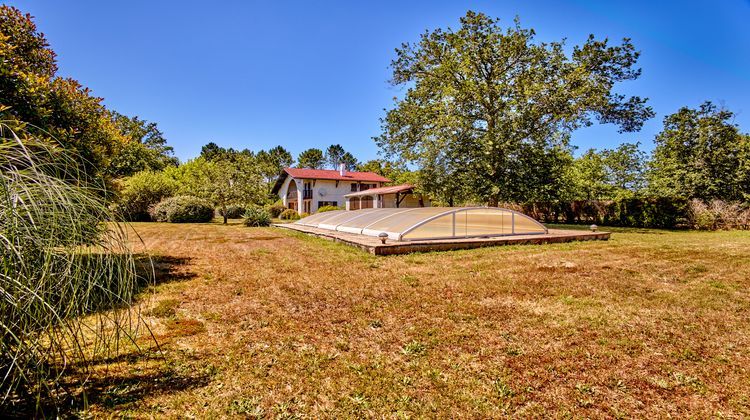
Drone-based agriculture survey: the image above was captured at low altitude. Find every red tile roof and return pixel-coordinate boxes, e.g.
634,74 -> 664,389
283,167 -> 391,183
345,184 -> 415,197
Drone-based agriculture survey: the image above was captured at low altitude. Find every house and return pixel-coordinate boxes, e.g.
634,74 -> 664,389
345,184 -> 430,210
271,164 -> 430,213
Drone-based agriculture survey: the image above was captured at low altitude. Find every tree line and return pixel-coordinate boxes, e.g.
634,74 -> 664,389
376,11 -> 750,209
3,5 -> 748,224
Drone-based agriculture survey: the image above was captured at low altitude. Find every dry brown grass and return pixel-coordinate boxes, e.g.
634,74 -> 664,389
80,221 -> 750,417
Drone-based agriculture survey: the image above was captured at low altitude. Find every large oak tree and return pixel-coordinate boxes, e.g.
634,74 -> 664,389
376,11 -> 654,205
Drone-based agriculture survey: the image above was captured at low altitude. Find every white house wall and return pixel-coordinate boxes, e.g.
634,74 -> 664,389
309,179 -> 353,211
279,177 -> 367,213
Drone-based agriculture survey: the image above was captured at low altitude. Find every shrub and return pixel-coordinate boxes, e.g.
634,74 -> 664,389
113,171 -> 178,221
279,208 -> 300,220
521,197 -> 690,228
1,126 -> 143,408
150,196 -> 214,223
687,199 -> 750,230
243,207 -> 272,227
300,212 -> 310,218
219,205 -> 246,219
316,205 -> 341,213
267,204 -> 287,218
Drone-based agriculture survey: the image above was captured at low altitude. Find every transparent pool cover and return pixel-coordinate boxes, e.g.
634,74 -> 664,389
295,207 -> 548,241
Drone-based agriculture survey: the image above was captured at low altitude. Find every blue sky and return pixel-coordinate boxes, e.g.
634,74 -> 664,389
7,0 -> 750,163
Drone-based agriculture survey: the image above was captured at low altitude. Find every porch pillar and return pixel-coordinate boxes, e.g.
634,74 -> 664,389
296,180 -> 303,214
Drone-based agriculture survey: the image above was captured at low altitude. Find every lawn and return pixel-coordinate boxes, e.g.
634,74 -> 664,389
82,221 -> 750,417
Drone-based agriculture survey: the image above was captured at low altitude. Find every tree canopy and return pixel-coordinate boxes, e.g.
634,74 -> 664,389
324,144 -> 358,170
297,148 -> 325,169
167,154 -> 264,224
568,142 -> 646,201
1,5 -> 177,182
376,11 -> 654,205
649,102 -> 750,201
106,112 -> 178,177
256,145 -> 294,194
1,6 -> 119,177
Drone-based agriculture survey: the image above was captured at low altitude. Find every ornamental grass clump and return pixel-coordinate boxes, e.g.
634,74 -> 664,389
0,123 -> 147,412
243,207 -> 272,227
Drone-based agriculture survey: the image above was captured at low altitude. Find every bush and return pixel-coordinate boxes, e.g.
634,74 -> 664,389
267,204 -> 287,218
300,212 -> 310,218
521,197 -> 689,228
316,205 -> 341,213
150,196 -> 214,223
687,199 -> 750,230
113,171 -> 178,221
279,208 -> 300,220
243,207 -> 272,227
219,205 -> 246,219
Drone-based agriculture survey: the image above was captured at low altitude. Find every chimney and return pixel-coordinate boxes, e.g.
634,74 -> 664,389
338,163 -> 346,176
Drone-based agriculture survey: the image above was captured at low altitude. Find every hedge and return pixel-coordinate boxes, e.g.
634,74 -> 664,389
520,197 -> 690,228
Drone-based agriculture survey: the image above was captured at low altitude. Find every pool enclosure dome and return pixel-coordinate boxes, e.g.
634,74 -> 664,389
295,207 -> 548,241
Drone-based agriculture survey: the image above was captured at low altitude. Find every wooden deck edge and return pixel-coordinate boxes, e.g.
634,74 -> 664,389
274,224 -> 610,256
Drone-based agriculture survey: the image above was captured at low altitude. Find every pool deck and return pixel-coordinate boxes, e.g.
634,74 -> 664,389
275,223 -> 610,255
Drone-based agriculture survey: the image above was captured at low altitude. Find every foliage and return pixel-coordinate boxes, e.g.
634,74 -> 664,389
376,11 -> 653,205
649,102 -> 750,201
106,112 -> 178,177
297,148 -> 325,169
0,6 -> 124,178
150,195 -> 214,223
0,123 -> 144,410
324,144 -> 358,170
243,206 -> 272,227
267,204 -> 287,218
356,159 -> 413,185
522,196 -> 688,228
113,170 -> 178,221
316,205 -> 341,213
568,142 -> 646,200
200,142 -> 223,161
167,154 -> 264,224
219,205 -> 246,219
256,145 -> 294,194
686,199 -> 750,230
279,208 -> 301,220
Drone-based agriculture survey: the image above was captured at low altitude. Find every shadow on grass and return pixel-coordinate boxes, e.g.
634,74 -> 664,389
2,255 -> 200,418
79,357 -> 214,412
5,351 -> 215,418
135,254 -> 197,288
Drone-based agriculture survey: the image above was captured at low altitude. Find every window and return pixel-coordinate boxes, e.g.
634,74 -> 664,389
351,183 -> 358,192
317,201 -> 338,208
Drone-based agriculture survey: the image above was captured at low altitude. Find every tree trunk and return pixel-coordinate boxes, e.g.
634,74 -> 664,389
222,204 -> 228,224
